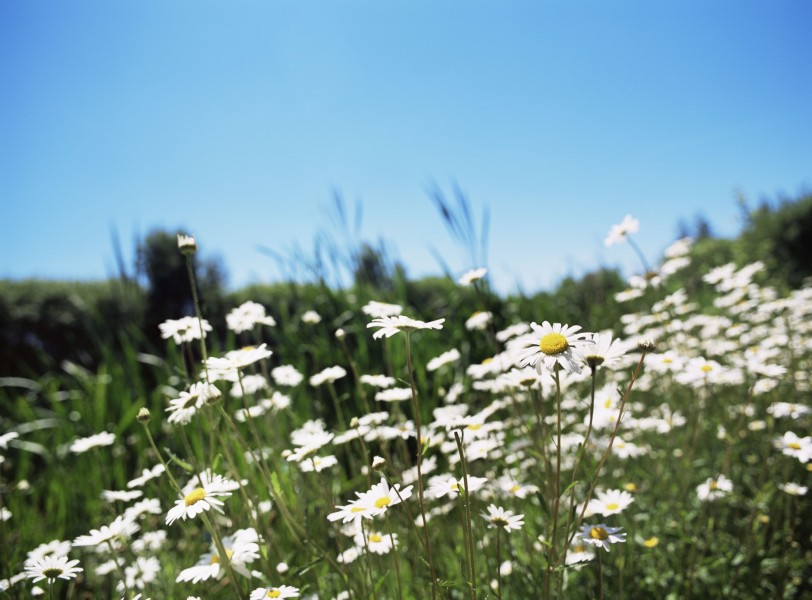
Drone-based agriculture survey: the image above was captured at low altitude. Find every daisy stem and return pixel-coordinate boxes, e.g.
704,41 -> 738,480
597,548 -> 604,600
496,528 -> 503,600
559,367 -> 599,567
385,510 -> 405,600
199,511 -> 243,599
327,381 -> 349,438
626,235 -> 652,274
139,421 -> 183,496
48,579 -> 54,600
547,366 -> 563,583
555,351 -> 647,570
183,254 -> 211,383
360,519 -> 378,600
104,538 -> 130,599
454,430 -> 478,600
404,332 -> 439,599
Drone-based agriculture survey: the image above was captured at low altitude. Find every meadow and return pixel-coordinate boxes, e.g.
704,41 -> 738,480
1,209 -> 810,599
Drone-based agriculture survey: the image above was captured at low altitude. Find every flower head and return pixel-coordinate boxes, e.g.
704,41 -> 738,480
696,474 -> 733,501
604,215 -> 639,247
513,321 -> 594,375
226,301 -> 276,333
481,504 -> 525,532
367,315 -> 445,339
25,554 -> 83,583
250,585 -> 300,599
165,474 -> 235,526
579,524 -> 626,552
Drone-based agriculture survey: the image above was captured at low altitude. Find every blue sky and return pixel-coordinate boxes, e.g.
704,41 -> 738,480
2,1 -> 811,294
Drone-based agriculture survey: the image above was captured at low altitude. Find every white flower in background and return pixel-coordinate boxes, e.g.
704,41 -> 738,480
362,300 -> 403,318
779,483 -> 808,496
774,432 -> 812,463
226,300 -> 276,333
159,316 -> 211,345
176,528 -> 260,583
166,382 -> 221,425
272,365 -> 304,387
250,585 -> 300,599
301,310 -> 322,324
70,431 -> 116,454
25,555 -> 83,584
310,366 -> 347,386
466,311 -> 493,331
127,464 -> 165,489
604,215 -> 640,247
0,431 -> 19,449
587,489 -> 635,516
374,387 -> 413,403
367,315 -> 445,339
360,374 -> 396,388
177,234 -> 197,253
458,267 -> 488,285
696,474 -> 734,501
73,515 -> 140,549
25,540 -> 72,567
427,348 -> 462,372
481,504 -> 525,532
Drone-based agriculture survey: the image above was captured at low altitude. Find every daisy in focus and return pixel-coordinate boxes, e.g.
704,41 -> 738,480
250,584 -> 301,598
166,473 -> 236,525
367,315 -> 445,339
513,321 -> 594,375
579,524 -> 627,552
25,554 -> 83,584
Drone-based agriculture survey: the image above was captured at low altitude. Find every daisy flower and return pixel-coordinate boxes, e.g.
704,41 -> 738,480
360,374 -> 396,388
513,321 -> 594,375
250,584 -> 301,598
177,233 -> 197,253
579,524 -> 626,552
226,301 -> 276,333
272,365 -> 305,387
367,315 -> 445,339
696,474 -> 734,501
309,366 -> 348,386
774,431 -> 812,463
458,267 -> 488,285
25,554 -> 83,584
355,477 -> 414,518
301,310 -> 322,324
481,504 -> 525,532
362,300 -> 403,318
73,515 -> 139,549
582,332 -> 631,370
159,316 -> 211,345
166,476 -> 234,526
587,489 -> 635,516
604,214 -> 640,247
427,348 -> 462,372
465,311 -> 493,331
166,382 -> 221,425
70,431 -> 115,454
176,528 -> 260,583
25,540 -> 72,567
779,483 -> 808,496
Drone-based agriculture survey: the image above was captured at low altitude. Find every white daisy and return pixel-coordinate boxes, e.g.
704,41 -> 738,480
25,554 -> 83,583
481,504 -> 524,532
513,321 -> 594,375
579,524 -> 626,552
165,476 -> 234,526
367,315 -> 445,339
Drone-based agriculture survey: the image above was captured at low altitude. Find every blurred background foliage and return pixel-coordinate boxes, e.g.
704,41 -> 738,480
1,191 -> 810,378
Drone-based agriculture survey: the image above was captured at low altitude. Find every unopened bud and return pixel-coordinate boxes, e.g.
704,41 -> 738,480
637,338 -> 656,353
137,407 -> 151,423
372,456 -> 386,471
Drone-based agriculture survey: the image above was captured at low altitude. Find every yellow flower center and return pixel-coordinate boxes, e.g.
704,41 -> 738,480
700,364 -> 713,373
351,506 -> 366,513
624,482 -> 637,492
482,357 -> 493,365
540,333 -> 569,356
210,549 -> 234,564
242,345 -> 256,351
184,487 -> 206,506
662,357 -> 673,364
605,502 -> 619,511
42,567 -> 64,579
643,537 -> 659,548
374,496 -> 391,509
788,442 -> 801,450
467,424 -> 481,431
510,485 -> 521,494
590,527 -> 609,541
266,590 -> 281,598
709,480 -> 718,490
369,534 -> 383,543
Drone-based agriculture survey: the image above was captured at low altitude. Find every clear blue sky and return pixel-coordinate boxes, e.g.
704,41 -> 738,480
2,0 -> 810,294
